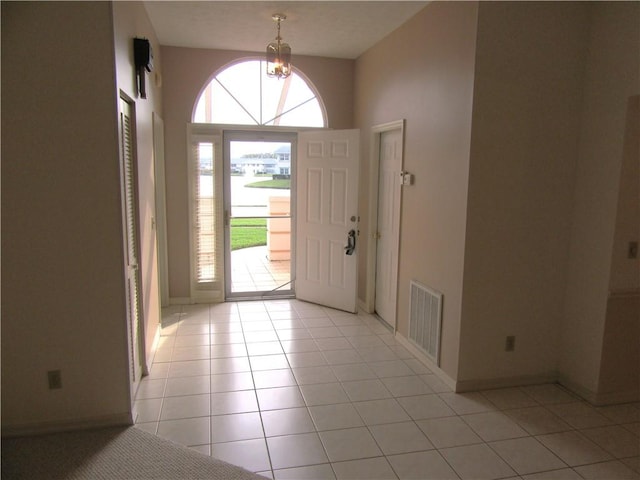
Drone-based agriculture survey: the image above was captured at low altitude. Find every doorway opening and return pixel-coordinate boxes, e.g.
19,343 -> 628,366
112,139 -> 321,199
365,120 -> 405,329
224,131 -> 296,300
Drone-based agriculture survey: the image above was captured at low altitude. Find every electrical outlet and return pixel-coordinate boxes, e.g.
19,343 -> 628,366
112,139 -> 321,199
628,241 -> 638,259
47,370 -> 62,390
505,336 -> 516,352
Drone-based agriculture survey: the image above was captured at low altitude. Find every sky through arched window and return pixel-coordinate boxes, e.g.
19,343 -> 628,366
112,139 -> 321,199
194,60 -> 325,127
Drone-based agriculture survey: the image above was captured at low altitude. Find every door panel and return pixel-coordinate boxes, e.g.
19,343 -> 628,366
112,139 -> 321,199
296,129 -> 359,312
306,238 -> 321,282
307,169 -> 323,223
329,240 -> 346,288
375,128 -> 403,326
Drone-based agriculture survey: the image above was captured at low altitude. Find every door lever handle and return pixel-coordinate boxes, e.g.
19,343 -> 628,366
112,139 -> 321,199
344,229 -> 356,256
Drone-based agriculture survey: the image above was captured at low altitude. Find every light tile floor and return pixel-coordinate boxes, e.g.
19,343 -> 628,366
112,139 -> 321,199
231,246 -> 291,293
135,300 -> 640,480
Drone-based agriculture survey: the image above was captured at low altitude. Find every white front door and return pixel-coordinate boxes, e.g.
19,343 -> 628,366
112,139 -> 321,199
296,129 -> 359,312
374,128 -> 403,327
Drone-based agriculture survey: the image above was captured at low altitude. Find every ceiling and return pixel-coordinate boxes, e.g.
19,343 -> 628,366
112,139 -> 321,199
143,1 -> 429,59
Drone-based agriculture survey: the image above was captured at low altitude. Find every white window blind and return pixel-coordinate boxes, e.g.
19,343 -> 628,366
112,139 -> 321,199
188,126 -> 223,301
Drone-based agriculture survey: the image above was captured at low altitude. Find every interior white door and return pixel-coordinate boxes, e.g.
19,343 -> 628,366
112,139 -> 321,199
374,128 -> 403,327
296,129 -> 359,312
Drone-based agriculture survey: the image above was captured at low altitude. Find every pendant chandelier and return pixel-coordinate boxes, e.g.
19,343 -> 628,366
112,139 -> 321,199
266,13 -> 292,79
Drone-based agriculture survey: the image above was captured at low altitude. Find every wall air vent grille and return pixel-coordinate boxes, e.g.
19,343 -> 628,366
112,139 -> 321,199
408,280 -> 442,366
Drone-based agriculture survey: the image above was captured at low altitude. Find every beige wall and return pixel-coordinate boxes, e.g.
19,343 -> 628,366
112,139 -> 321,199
1,2 -> 131,431
1,0 -> 163,433
354,1 -> 638,402
560,1 -> 640,397
459,1 -> 639,397
599,294 -> 640,400
599,95 -> 640,401
599,96 -> 640,400
112,1 -> 163,370
161,47 -> 354,299
355,2 -> 479,380
458,2 -> 590,383
609,96 -> 639,293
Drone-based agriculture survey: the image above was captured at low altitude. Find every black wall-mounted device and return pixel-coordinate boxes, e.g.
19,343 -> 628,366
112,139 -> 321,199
134,38 -> 153,99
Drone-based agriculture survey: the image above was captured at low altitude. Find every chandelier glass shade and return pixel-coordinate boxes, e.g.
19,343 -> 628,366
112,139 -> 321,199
266,14 -> 292,79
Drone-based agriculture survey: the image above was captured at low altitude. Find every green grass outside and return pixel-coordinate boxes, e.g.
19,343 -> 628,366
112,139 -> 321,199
230,218 -> 267,250
244,179 -> 290,189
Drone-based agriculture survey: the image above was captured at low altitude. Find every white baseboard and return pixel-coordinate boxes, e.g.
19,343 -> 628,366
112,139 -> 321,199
394,333 -> 457,391
169,297 -> 191,305
395,331 -> 638,405
556,375 -> 599,404
591,388 -> 640,406
146,325 -> 162,371
557,375 -> 640,406
358,297 -> 373,314
1,412 -> 133,438
169,295 -> 224,305
455,373 -> 558,393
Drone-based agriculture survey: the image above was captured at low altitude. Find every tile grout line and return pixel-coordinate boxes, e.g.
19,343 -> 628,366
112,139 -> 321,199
145,301 -> 639,478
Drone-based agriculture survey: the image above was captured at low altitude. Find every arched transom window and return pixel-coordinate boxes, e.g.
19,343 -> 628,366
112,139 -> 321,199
194,59 -> 326,127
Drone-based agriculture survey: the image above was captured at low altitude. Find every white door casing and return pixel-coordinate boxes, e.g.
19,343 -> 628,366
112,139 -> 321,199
374,128 -> 403,327
152,113 -> 170,308
296,129 -> 360,313
223,130 -> 296,300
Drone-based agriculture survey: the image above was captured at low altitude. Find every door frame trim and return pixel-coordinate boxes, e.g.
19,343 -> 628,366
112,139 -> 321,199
152,113 -> 170,308
364,119 -> 405,329
222,128 -> 299,301
184,124 -> 320,305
